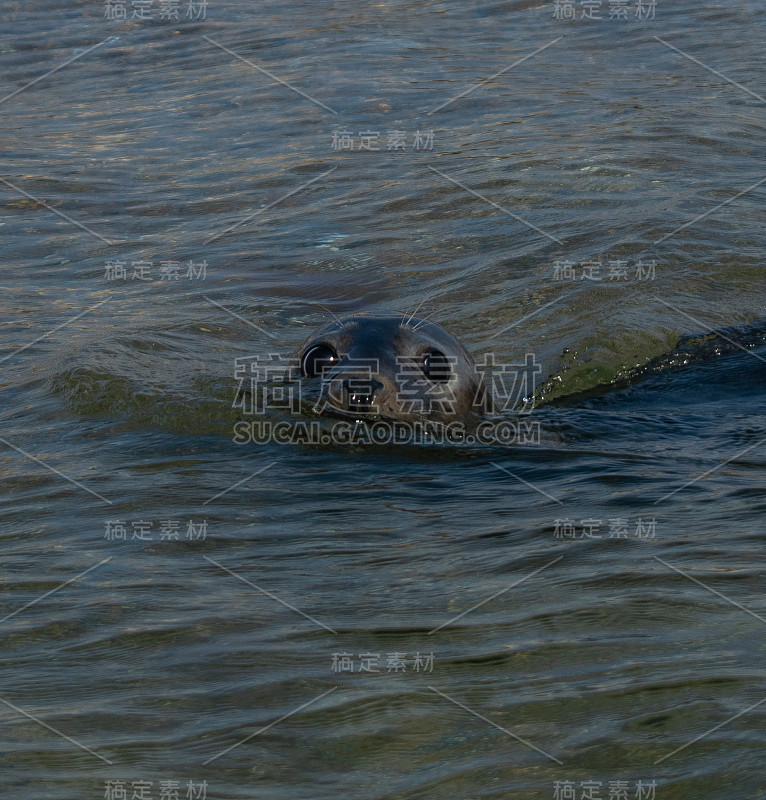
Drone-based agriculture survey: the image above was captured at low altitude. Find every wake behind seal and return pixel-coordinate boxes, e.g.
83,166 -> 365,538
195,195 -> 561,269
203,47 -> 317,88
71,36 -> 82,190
288,313 -> 491,423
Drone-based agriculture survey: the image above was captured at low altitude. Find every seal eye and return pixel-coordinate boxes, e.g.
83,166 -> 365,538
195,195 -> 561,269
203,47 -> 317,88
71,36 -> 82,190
301,344 -> 337,378
423,350 -> 451,383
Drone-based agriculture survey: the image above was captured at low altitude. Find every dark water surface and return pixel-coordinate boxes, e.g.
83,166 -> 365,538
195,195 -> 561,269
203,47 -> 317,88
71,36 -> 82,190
2,1 -> 766,798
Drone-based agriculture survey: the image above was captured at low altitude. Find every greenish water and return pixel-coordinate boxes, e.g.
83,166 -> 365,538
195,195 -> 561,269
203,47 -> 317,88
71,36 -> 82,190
2,1 -> 766,799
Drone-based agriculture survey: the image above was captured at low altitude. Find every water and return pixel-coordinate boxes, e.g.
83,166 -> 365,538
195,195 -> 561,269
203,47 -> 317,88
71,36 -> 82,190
2,1 -> 766,798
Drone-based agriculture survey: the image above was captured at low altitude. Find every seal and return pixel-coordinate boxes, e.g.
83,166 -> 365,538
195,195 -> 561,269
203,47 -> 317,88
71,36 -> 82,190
290,313 -> 489,422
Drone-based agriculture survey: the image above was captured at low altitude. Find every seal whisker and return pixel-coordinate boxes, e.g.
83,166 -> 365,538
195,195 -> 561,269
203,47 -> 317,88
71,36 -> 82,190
310,302 -> 343,326
412,309 -> 440,330
403,297 -> 429,328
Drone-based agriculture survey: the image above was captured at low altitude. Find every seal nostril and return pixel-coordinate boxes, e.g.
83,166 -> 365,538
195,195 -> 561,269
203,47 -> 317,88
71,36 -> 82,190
342,378 -> 382,413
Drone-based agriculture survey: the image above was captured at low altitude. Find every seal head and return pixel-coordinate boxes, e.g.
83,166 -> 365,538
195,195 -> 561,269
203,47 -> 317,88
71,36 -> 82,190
290,314 -> 489,422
